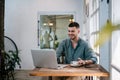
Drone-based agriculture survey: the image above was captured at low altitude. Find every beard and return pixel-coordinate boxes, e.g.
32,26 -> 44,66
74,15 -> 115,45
69,34 -> 77,40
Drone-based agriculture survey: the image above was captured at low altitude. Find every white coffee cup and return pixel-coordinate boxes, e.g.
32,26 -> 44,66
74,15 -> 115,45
70,61 -> 79,66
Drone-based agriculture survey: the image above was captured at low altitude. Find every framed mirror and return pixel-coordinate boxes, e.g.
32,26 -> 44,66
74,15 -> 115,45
37,12 -> 75,49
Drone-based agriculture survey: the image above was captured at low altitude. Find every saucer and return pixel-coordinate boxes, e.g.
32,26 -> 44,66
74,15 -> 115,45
71,63 -> 84,67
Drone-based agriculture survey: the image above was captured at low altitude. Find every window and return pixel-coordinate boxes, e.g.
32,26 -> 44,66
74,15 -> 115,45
89,0 -> 100,63
89,0 -> 99,52
111,31 -> 120,79
83,0 -> 100,63
111,0 -> 120,79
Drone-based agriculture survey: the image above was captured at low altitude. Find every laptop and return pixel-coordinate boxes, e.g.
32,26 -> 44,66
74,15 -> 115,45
31,49 -> 67,69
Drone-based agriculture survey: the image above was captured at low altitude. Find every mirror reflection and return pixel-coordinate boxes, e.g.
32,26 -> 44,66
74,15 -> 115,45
38,14 -> 74,49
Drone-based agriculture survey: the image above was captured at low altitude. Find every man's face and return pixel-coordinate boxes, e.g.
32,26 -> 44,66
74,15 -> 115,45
68,26 -> 80,40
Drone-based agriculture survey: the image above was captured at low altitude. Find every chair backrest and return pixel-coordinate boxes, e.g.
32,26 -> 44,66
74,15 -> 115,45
58,53 -> 65,64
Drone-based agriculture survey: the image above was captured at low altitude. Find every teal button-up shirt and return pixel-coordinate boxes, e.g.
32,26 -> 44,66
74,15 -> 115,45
56,38 -> 97,64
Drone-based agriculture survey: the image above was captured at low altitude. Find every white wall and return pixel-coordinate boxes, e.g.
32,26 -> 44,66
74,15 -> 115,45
5,0 -> 83,69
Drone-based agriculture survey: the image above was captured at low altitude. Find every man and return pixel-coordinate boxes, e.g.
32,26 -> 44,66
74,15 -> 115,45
53,22 -> 97,80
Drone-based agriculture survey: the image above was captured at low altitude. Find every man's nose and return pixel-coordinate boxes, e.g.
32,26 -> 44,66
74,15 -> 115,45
68,31 -> 72,34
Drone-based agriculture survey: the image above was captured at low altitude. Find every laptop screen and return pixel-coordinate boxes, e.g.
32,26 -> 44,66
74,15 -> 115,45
31,49 -> 58,69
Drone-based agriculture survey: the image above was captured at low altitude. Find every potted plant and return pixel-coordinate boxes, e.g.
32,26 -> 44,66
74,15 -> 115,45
4,50 -> 21,80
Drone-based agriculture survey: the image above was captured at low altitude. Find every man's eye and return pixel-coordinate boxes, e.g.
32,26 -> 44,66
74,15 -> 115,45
68,30 -> 74,32
68,30 -> 71,32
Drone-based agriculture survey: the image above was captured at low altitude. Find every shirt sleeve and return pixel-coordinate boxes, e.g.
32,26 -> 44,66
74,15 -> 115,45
56,42 -> 64,63
56,40 -> 65,59
84,43 -> 98,64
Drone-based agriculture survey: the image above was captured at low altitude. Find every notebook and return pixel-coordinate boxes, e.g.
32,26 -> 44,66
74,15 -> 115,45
31,49 -> 67,69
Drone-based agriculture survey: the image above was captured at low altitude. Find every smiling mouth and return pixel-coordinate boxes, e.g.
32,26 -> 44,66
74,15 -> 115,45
69,36 -> 75,39
69,35 -> 74,37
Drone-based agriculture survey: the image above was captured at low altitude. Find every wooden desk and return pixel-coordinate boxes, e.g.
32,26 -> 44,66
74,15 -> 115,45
29,64 -> 109,80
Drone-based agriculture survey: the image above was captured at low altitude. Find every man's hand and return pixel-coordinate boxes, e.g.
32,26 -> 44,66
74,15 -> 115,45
77,58 -> 93,65
78,59 -> 85,65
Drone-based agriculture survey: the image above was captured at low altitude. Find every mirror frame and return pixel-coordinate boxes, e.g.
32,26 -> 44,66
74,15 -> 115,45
37,11 -> 76,49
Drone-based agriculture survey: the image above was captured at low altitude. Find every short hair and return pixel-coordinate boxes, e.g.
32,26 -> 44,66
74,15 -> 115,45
68,22 -> 80,28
